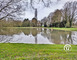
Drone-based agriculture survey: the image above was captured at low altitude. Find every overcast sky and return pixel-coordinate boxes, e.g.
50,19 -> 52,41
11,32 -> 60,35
21,0 -> 77,21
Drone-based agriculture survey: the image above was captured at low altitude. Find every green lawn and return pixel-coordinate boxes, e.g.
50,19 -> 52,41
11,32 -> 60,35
50,27 -> 77,31
2,27 -> 77,31
1,27 -> 77,31
0,44 -> 77,60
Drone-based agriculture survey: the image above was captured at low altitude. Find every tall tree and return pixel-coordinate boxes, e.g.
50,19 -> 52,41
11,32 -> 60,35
62,1 -> 77,27
31,18 -> 37,27
22,19 -> 30,27
51,9 -> 62,23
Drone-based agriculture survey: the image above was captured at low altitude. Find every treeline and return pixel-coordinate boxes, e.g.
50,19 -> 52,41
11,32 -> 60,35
0,20 -> 22,27
0,18 -> 41,27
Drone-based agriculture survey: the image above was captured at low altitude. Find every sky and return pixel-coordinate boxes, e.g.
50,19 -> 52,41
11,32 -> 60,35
21,0 -> 77,21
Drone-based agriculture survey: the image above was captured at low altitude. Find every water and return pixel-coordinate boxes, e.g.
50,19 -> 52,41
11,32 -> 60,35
0,28 -> 77,45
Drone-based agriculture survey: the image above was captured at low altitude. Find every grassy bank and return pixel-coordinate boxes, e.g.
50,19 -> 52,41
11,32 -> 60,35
0,27 -> 77,31
50,27 -> 77,31
0,43 -> 77,60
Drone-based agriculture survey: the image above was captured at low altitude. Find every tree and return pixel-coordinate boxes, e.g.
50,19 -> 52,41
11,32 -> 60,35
0,19 -> 22,27
50,9 -> 62,27
44,22 -> 47,27
62,1 -> 77,27
51,9 -> 62,23
0,0 -> 25,20
31,18 -> 37,27
22,19 -> 30,27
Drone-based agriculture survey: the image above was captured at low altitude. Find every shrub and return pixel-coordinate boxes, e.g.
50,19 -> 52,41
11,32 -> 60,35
65,22 -> 70,28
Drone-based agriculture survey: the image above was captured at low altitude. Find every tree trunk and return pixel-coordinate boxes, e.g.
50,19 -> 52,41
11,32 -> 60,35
69,19 -> 72,28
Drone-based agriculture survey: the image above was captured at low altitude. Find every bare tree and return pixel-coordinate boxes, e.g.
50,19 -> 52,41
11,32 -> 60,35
0,0 -> 25,20
62,1 -> 77,27
30,0 -> 52,9
29,0 -> 61,9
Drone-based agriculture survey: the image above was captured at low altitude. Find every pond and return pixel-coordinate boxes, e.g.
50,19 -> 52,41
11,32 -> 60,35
0,28 -> 77,45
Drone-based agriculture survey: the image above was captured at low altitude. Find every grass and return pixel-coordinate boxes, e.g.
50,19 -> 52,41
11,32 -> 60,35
50,27 -> 77,31
1,27 -> 77,31
0,43 -> 77,60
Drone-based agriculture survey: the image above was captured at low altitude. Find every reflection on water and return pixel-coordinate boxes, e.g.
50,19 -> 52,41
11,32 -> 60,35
0,28 -> 77,45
